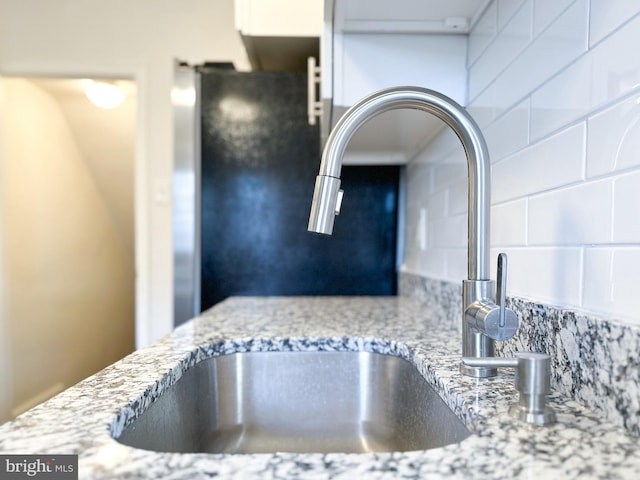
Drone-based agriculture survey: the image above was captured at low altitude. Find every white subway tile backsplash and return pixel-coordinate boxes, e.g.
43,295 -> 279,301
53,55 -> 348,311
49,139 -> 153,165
609,248 -> 640,325
589,0 -> 640,46
405,204 -> 435,271
492,123 -> 585,203
432,154 -> 467,192
496,247 -> 583,306
426,190 -> 448,221
584,247 -> 640,324
468,1 -> 498,66
528,180 -> 613,245
411,127 -> 461,165
469,0 -> 532,97
533,0 -> 577,37
446,248 -> 468,280
498,0 -> 528,30
531,12 -> 640,140
531,11 -> 640,141
405,164 -> 431,206
401,246 -> 449,280
448,179 -> 468,216
408,158 -> 430,181
530,53 -> 592,140
406,0 -> 640,325
613,171 -> 640,243
467,84 -> 496,126
491,199 -> 528,246
493,0 -> 588,114
610,248 -> 640,285
590,13 -> 640,108
484,99 -> 530,161
582,248 -> 613,313
419,249 -> 448,278
432,214 -> 467,249
587,94 -> 640,177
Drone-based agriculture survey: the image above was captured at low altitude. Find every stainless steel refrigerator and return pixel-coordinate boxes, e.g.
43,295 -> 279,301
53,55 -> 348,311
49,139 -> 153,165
173,64 -> 400,325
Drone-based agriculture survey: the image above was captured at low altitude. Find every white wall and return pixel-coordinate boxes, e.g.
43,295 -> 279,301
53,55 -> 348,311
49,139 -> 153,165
0,78 -> 135,422
0,0 -> 250,345
0,76 -> 10,422
403,0 -> 640,327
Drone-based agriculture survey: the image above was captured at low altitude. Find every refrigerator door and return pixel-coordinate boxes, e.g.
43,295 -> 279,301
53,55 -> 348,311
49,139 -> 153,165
199,68 -> 399,310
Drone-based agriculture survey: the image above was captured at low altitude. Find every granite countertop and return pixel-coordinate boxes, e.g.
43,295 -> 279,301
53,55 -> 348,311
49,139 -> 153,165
1,296 -> 638,479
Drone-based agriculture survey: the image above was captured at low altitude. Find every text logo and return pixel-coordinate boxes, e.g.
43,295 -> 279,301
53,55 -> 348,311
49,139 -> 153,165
0,455 -> 77,479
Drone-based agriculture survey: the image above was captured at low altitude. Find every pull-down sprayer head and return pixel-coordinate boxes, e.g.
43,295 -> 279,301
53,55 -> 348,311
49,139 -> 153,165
308,175 -> 343,235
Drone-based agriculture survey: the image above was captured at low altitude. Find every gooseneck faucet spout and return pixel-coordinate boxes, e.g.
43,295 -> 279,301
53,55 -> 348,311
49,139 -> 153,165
308,87 -> 519,378
308,87 -> 490,279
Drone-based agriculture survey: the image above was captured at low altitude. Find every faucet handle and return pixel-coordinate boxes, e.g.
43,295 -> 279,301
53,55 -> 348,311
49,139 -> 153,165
465,253 -> 519,341
462,353 -> 556,425
497,252 -> 507,326
491,252 -> 518,340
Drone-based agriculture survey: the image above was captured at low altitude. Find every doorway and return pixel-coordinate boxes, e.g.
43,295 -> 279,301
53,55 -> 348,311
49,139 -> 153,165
0,76 -> 136,422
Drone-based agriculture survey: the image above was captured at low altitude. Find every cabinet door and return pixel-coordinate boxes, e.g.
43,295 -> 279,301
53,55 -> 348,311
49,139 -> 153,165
235,0 -> 322,37
235,0 -> 323,71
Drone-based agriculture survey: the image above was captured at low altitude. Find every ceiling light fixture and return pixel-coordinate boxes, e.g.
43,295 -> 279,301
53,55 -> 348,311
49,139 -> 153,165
85,80 -> 125,109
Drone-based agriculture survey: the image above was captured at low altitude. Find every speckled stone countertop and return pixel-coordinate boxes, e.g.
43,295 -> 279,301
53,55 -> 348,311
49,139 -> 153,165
1,297 -> 638,479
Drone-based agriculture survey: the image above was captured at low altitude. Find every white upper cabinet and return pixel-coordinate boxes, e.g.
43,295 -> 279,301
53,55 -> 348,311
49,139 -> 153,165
323,0 -> 489,164
235,0 -> 323,38
234,0 -> 323,71
335,0 -> 487,34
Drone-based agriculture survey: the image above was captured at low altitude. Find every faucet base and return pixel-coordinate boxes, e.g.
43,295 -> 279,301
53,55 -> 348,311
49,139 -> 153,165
508,404 -> 556,425
460,364 -> 498,378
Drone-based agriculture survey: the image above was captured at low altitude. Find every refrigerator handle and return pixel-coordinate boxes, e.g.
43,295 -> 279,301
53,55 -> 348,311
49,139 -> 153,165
307,56 -> 322,126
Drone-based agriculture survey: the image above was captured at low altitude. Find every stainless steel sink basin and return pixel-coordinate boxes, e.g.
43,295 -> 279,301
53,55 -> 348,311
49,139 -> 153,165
115,351 -> 471,454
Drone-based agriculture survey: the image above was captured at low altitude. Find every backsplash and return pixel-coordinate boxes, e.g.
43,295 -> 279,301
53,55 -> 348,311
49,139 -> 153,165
399,272 -> 640,436
402,0 -> 640,327
400,0 -> 640,433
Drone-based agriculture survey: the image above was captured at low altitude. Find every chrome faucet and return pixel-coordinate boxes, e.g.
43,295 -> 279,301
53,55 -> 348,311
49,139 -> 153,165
307,87 -> 519,378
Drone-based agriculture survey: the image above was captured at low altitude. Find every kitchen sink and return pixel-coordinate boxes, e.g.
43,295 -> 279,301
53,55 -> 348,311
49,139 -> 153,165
115,351 -> 471,454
